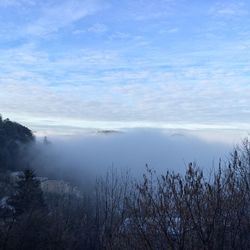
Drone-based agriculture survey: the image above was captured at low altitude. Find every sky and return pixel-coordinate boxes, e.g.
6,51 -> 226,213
1,0 -> 250,136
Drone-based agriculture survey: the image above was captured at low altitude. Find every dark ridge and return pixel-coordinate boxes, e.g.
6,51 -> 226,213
0,114 -> 34,172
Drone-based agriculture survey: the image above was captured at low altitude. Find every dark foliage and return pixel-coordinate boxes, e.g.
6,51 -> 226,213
0,115 -> 34,172
9,169 -> 46,216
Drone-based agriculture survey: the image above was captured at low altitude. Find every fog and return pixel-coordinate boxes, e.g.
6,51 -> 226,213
29,128 -> 237,188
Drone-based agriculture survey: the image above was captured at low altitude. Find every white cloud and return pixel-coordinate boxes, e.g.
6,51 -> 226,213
127,0 -> 176,21
73,23 -> 108,35
25,0 -> 104,36
159,27 -> 179,34
1,41 -> 250,131
0,0 -> 35,7
210,2 -> 248,17
1,0 -> 250,134
87,23 -> 108,33
1,62 -> 250,132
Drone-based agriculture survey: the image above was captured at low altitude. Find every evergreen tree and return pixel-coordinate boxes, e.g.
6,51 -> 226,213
9,169 -> 46,216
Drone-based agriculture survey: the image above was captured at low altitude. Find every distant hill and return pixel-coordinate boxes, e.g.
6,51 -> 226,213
0,115 -> 34,172
97,129 -> 122,134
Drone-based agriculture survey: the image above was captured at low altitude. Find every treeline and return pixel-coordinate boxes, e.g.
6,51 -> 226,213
0,115 -> 34,172
1,117 -> 250,249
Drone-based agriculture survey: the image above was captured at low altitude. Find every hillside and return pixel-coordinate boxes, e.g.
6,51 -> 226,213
0,115 -> 34,172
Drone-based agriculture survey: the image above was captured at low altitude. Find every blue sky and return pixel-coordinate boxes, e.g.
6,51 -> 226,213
1,0 -> 250,134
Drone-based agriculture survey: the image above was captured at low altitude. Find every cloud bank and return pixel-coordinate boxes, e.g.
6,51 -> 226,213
31,129 -> 233,187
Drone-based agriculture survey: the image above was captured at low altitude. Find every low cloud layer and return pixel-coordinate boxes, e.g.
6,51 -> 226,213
31,129 -> 233,188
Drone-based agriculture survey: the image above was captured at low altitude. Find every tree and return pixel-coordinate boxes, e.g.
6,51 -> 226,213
9,169 -> 46,216
0,116 -> 34,172
0,170 -> 49,250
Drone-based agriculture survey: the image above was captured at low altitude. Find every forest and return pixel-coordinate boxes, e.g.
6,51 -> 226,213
1,116 -> 250,250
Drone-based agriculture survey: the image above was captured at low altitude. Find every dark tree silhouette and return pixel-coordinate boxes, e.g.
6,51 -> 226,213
9,169 -> 46,216
0,116 -> 34,172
